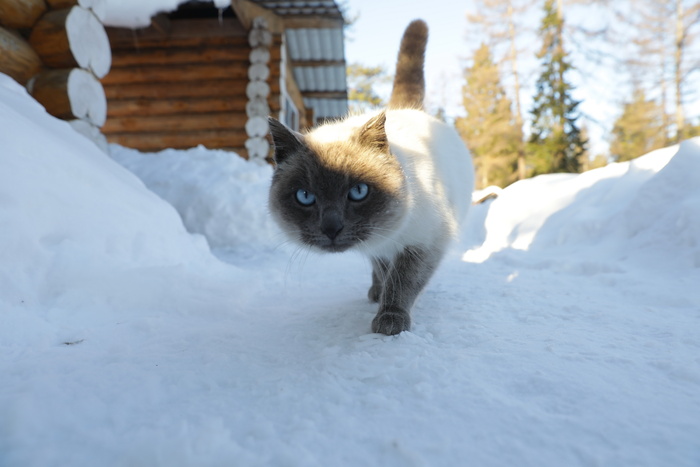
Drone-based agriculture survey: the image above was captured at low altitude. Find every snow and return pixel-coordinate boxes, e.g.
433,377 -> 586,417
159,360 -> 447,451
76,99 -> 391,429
1,71 -> 700,466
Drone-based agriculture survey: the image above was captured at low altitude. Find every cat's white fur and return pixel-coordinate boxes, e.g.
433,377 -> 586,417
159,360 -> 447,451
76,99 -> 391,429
308,108 -> 474,258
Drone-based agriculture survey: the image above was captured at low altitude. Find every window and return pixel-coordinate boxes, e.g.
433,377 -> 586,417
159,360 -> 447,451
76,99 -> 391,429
282,95 -> 299,131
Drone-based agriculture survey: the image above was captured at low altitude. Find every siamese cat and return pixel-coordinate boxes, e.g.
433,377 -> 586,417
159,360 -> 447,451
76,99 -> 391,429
268,20 -> 474,335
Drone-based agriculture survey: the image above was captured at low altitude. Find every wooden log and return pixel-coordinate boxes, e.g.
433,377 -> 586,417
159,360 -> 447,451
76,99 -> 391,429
0,0 -> 47,29
107,31 -> 252,51
246,80 -> 269,99
109,46 -> 252,67
0,26 -> 42,84
107,97 -> 246,118
246,97 -> 269,118
29,6 -> 111,78
102,112 -> 247,133
46,0 -> 107,21
30,68 -> 106,126
101,78 -> 274,99
102,63 -> 248,85
248,63 -> 269,81
248,31 -> 272,48
106,18 -> 248,49
249,46 -> 270,64
245,116 -> 268,138
69,118 -> 108,152
245,136 -> 269,160
104,129 -> 247,152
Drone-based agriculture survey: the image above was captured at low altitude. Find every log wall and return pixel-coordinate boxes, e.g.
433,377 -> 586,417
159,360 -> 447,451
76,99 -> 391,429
0,0 -> 109,150
102,16 -> 270,157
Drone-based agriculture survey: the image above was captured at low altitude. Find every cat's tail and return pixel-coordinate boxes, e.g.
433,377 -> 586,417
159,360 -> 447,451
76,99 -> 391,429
388,19 -> 428,110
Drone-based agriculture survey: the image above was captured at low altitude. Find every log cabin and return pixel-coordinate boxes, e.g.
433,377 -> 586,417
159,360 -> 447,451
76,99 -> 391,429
0,0 -> 348,159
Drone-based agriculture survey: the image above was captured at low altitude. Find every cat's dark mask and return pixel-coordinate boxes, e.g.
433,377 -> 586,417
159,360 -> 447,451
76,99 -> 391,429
268,113 -> 407,252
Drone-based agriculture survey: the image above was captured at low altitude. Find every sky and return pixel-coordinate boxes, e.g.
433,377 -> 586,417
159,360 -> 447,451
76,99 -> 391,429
343,0 -> 471,115
342,0 -> 698,158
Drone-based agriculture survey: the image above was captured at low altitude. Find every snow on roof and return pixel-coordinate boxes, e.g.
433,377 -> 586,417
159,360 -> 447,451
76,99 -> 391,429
102,0 -> 344,28
102,0 -> 231,28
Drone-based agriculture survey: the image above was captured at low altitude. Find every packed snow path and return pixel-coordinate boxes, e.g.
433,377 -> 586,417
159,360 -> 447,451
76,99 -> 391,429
1,74 -> 699,466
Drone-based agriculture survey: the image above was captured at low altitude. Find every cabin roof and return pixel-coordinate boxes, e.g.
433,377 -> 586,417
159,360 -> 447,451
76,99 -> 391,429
252,1 -> 344,20
250,0 -> 347,120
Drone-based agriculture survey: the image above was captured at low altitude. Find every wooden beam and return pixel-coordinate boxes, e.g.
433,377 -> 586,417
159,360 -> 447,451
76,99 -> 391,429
107,97 -> 246,117
102,79 -> 278,99
110,45 -> 280,67
106,17 -> 247,48
104,128 -> 248,152
102,62 -> 249,85
103,112 -> 247,133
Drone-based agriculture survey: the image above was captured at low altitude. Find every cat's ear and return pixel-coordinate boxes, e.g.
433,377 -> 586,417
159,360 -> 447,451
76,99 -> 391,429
268,117 -> 305,165
356,111 -> 388,152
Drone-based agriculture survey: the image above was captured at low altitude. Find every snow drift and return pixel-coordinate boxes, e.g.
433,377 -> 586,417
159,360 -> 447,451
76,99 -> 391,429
465,140 -> 700,272
1,72 -> 699,466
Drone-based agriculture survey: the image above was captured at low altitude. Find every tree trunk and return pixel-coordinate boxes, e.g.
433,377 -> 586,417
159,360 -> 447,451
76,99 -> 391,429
0,0 -> 47,29
29,6 -> 111,78
507,1 -> 527,181
673,0 -> 685,141
0,26 -> 42,84
30,68 -> 107,126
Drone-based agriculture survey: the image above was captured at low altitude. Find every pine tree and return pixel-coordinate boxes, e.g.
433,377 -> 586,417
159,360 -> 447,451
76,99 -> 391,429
456,43 -> 523,188
527,0 -> 586,174
466,0 -> 534,181
610,87 -> 667,162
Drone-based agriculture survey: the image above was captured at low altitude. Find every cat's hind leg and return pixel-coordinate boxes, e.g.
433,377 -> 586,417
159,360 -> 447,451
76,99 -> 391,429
368,257 -> 390,303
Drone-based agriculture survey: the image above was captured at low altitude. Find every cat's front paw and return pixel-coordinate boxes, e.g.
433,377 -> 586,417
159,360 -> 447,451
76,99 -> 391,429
372,308 -> 411,335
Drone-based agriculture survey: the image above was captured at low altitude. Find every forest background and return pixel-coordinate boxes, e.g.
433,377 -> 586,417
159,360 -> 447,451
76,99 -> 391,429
344,0 -> 700,188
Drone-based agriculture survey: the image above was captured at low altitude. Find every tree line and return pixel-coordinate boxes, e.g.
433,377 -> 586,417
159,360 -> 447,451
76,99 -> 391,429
347,0 -> 700,189
459,0 -> 700,188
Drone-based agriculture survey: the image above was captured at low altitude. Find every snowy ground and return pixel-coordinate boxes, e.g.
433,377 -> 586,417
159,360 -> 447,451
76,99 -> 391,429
1,73 -> 699,466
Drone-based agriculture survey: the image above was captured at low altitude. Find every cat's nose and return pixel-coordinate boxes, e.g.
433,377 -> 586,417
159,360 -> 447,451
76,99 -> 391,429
321,211 -> 344,240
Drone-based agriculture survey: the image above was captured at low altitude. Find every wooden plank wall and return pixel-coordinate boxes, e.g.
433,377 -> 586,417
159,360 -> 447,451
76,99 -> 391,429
102,16 -> 280,157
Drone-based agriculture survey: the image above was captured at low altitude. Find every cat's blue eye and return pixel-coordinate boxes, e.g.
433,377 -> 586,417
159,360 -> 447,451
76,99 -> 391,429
348,183 -> 369,201
295,189 -> 316,206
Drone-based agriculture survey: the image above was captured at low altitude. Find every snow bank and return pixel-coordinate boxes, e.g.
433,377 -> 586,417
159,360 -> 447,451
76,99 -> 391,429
109,145 -> 282,253
0,73 -> 230,317
2,68 -> 699,467
464,139 -> 700,271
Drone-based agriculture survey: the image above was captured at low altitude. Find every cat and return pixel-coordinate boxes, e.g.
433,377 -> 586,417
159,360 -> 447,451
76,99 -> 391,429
267,20 -> 474,335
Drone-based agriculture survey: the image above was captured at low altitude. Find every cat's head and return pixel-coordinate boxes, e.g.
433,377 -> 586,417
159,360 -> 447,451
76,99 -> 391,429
268,112 -> 407,253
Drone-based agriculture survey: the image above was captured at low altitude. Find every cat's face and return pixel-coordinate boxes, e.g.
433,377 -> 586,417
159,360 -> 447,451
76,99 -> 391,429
268,112 -> 407,253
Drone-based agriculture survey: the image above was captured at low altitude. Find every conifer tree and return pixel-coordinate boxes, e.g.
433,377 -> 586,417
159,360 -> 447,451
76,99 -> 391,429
610,87 -> 667,162
457,43 -> 522,188
527,0 -> 586,174
467,0 -> 534,180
